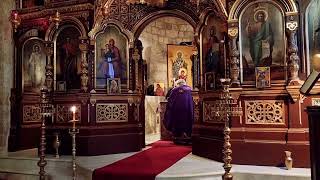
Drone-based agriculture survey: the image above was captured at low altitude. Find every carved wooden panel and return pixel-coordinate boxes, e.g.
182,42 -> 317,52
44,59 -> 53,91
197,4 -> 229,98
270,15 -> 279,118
105,0 -> 200,30
194,105 -> 200,122
23,105 -> 41,123
56,104 -> 81,123
203,101 -> 224,123
245,100 -> 285,125
96,103 -> 128,123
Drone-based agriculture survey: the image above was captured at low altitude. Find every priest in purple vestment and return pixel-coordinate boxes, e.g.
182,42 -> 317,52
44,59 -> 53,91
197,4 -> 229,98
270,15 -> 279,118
164,79 -> 194,141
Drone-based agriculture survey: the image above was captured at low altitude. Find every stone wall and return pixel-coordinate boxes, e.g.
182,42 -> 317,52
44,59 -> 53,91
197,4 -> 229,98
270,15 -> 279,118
0,0 -> 15,154
139,17 -> 194,93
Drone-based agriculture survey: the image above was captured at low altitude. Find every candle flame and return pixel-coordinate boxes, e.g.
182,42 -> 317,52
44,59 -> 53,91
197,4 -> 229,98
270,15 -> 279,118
70,106 -> 76,113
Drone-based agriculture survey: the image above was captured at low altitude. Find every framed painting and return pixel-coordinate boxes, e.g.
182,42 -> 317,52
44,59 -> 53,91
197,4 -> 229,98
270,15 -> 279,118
107,78 -> 121,94
255,67 -> 271,88
154,82 -> 165,96
95,26 -> 128,89
22,38 -> 46,93
205,72 -> 215,91
201,13 -> 226,81
167,44 -> 194,88
306,0 -> 320,74
56,81 -> 66,91
240,2 -> 286,82
56,26 -> 81,90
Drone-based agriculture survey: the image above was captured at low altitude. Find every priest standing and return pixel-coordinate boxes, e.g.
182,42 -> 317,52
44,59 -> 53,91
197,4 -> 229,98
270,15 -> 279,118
164,79 -> 194,144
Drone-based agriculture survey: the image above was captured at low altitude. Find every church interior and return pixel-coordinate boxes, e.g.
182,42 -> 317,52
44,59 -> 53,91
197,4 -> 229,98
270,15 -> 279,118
0,0 -> 320,179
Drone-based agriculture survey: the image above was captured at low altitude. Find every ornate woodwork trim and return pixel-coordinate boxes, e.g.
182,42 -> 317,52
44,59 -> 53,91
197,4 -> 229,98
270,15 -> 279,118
245,100 -> 285,125
229,0 -> 297,20
132,10 -> 197,37
45,16 -> 88,41
18,3 -> 94,21
286,85 -> 301,102
227,20 -> 240,86
79,38 -> 89,92
23,105 -> 42,123
56,104 -> 81,123
89,19 -> 134,43
286,13 -> 301,85
96,103 -> 128,123
44,41 -> 54,92
203,101 -> 225,123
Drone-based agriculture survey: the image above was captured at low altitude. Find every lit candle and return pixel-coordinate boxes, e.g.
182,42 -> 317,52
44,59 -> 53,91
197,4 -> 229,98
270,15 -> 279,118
14,12 -> 18,19
70,106 -> 76,129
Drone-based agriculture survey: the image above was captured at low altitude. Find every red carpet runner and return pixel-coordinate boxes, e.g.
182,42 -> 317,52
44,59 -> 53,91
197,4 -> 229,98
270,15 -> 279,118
93,141 -> 191,180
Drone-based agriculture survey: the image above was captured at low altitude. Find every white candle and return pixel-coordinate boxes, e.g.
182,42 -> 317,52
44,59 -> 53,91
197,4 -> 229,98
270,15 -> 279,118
70,106 -> 76,128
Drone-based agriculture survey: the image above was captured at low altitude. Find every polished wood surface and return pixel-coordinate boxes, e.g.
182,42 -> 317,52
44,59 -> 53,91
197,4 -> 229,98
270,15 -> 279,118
306,106 -> 320,180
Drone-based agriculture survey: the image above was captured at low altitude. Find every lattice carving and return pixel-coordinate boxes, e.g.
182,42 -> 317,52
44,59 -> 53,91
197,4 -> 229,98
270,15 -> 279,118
194,105 -> 200,122
104,0 -> 201,31
23,105 -> 42,123
203,101 -> 224,123
56,104 -> 81,123
96,104 -> 128,122
245,100 -> 285,124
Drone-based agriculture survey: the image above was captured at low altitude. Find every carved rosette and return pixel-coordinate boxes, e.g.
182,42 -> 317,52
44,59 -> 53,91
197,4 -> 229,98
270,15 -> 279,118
23,105 -> 42,123
44,42 -> 54,92
79,39 -> 89,92
203,101 -> 225,123
96,104 -> 128,122
245,100 -> 285,125
286,14 -> 300,85
56,104 -> 81,123
228,20 -> 240,87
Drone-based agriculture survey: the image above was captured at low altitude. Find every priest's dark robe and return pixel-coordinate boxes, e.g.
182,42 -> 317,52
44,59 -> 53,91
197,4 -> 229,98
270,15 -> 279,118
164,84 -> 194,137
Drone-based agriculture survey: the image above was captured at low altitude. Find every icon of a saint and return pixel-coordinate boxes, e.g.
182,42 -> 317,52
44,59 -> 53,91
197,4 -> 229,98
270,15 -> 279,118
109,79 -> 119,93
155,83 -> 164,96
246,6 -> 274,66
28,44 -> 45,89
172,52 -> 187,79
178,68 -> 187,81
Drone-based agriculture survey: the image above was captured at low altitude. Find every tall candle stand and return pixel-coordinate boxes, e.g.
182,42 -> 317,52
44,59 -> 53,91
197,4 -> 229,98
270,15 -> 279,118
38,86 -> 53,180
69,106 -> 79,180
212,79 -> 242,180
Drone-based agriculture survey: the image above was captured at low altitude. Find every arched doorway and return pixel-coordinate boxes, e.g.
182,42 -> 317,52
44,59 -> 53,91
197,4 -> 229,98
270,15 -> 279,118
136,16 -> 195,144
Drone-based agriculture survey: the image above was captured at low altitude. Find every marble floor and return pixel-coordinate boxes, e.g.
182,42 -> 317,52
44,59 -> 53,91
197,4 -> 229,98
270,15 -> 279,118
146,133 -> 161,145
0,145 -> 311,180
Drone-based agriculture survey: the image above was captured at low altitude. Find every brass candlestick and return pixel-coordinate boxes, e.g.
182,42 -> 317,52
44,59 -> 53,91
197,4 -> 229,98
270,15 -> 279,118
212,79 -> 242,180
38,86 -> 53,180
69,106 -> 79,180
53,132 -> 60,158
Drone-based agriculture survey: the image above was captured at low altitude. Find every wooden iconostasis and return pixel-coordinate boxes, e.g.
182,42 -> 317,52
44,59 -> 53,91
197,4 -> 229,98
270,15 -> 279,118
9,0 -> 320,167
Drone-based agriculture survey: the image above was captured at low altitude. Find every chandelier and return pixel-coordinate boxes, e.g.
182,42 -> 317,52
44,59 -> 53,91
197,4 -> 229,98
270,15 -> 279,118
126,0 -> 168,7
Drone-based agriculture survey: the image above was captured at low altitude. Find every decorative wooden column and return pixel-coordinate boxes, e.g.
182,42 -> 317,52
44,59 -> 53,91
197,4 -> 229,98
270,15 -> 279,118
132,48 -> 141,93
79,38 -> 89,92
286,13 -> 300,85
44,42 -> 54,92
193,94 -> 200,123
227,20 -> 240,87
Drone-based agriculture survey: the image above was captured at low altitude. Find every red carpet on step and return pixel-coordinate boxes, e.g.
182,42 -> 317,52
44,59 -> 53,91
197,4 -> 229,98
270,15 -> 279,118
93,141 -> 191,180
